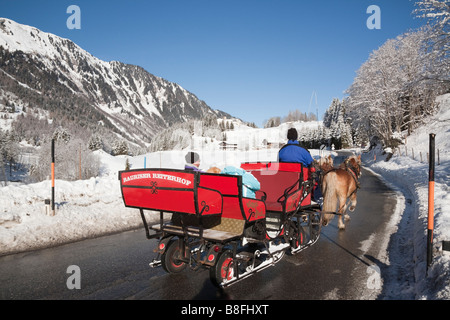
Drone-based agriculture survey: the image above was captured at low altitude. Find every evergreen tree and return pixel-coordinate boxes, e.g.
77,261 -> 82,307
53,127 -> 71,143
88,134 -> 103,151
112,139 -> 128,156
323,99 -> 353,149
264,117 -> 281,128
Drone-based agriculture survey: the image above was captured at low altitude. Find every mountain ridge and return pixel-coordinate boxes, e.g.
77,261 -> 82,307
0,17 -> 231,148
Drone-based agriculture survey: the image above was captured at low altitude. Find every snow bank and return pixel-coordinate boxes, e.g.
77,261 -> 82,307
361,93 -> 450,299
0,153 -> 142,255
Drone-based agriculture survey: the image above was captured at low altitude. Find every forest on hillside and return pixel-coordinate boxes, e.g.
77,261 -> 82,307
345,1 -> 449,147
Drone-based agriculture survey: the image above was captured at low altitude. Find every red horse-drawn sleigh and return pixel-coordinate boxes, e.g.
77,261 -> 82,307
119,162 -> 323,287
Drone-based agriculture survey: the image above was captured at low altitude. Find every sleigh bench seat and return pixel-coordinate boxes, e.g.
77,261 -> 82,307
151,221 -> 243,242
160,213 -> 246,241
241,162 -> 312,214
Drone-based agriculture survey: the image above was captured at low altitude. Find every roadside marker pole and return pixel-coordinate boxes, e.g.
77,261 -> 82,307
51,139 -> 55,216
79,144 -> 82,180
427,133 -> 435,270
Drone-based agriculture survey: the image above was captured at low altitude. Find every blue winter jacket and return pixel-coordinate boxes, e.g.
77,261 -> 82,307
278,140 -> 314,167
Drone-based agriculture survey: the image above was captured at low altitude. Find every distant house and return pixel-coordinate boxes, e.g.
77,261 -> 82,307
219,142 -> 238,150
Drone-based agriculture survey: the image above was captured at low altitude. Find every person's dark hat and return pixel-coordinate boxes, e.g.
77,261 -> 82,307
287,128 -> 298,141
185,151 -> 200,164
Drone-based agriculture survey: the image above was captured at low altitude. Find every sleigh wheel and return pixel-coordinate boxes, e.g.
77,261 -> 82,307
161,239 -> 188,274
210,250 -> 235,287
290,227 -> 306,248
310,212 -> 322,242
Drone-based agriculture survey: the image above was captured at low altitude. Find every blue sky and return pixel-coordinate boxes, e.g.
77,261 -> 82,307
2,0 -> 424,126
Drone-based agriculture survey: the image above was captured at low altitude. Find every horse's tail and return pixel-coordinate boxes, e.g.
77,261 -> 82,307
322,171 -> 337,226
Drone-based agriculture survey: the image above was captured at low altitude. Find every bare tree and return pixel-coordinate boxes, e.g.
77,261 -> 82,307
345,26 -> 445,146
414,0 -> 450,83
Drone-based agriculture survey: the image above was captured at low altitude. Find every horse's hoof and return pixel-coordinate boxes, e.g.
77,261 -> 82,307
349,206 -> 356,212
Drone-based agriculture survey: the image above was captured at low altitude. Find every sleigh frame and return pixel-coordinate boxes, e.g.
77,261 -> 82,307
119,162 -> 322,287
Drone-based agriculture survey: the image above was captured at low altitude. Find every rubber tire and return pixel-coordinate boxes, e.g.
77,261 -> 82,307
161,239 -> 187,274
310,213 -> 322,242
290,226 -> 306,248
210,250 -> 234,287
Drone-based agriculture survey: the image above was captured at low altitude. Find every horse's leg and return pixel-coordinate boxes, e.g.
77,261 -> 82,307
343,212 -> 351,223
322,197 -> 336,226
322,174 -> 337,226
337,194 -> 348,230
337,214 -> 345,230
349,192 -> 357,212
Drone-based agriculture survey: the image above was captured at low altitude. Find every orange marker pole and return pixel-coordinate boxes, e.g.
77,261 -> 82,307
427,133 -> 435,270
51,139 -> 55,216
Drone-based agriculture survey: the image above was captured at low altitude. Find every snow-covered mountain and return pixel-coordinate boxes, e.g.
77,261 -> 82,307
0,18 -> 230,146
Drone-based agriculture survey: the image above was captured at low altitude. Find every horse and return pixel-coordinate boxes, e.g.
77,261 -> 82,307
321,155 -> 362,230
316,155 -> 334,173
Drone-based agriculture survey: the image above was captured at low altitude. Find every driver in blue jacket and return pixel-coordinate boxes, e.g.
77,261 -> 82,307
278,128 -> 314,167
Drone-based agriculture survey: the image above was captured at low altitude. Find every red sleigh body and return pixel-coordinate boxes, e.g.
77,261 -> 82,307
119,162 -> 321,287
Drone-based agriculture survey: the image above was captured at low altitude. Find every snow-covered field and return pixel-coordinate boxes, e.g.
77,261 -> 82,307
0,94 -> 449,299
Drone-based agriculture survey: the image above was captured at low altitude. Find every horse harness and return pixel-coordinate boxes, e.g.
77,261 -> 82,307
345,163 -> 361,194
321,161 -> 361,196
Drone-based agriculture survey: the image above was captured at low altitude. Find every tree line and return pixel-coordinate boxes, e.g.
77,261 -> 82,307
0,107 -> 147,183
264,111 -> 318,128
149,113 -> 223,152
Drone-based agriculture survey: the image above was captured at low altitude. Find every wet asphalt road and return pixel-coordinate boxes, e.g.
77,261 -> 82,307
0,162 -> 399,301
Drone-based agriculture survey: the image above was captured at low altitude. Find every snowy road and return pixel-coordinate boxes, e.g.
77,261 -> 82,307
0,166 -> 401,300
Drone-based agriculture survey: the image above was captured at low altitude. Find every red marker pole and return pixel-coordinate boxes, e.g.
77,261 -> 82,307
427,133 -> 435,270
51,139 -> 55,216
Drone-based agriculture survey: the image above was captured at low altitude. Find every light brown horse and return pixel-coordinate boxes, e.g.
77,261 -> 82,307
321,155 -> 362,230
316,155 -> 334,173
